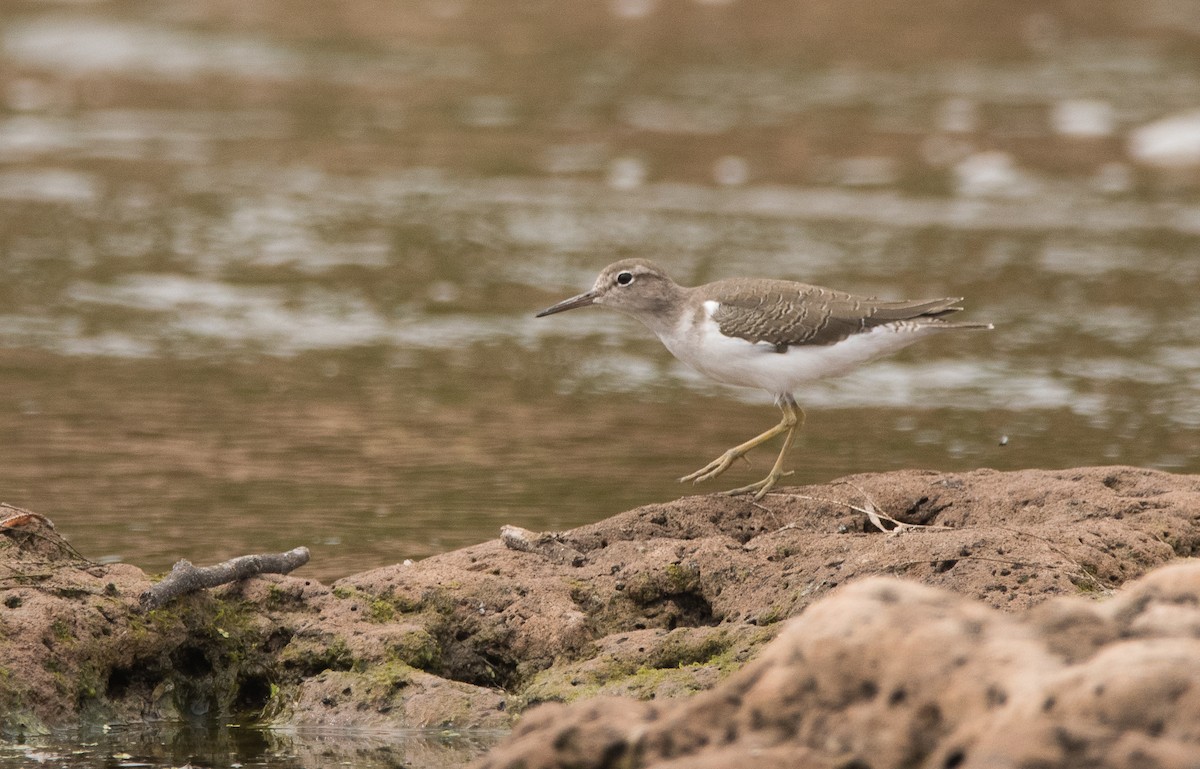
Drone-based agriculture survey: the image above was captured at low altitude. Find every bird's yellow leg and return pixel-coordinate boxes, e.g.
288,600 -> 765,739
679,412 -> 792,485
723,402 -> 805,500
681,398 -> 805,499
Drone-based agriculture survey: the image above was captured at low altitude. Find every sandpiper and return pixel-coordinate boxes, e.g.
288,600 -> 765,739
536,259 -> 992,500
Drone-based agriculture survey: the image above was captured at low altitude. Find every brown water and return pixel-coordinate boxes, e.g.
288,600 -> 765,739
2,1 -> 1200,764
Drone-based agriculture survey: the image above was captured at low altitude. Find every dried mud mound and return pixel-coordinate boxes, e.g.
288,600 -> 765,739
0,467 -> 1197,738
475,562 -> 1200,769
341,465 -> 1197,709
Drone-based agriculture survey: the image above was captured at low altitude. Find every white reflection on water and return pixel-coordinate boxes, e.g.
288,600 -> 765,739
1129,109 -> 1200,168
0,116 -> 75,158
1051,99 -> 1116,138
68,276 -> 391,353
59,331 -> 157,358
3,18 -> 480,86
0,111 -> 291,164
3,18 -> 299,78
0,168 -> 98,203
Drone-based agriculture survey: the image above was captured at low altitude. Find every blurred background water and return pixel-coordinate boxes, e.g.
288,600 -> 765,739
3,0 -> 1200,585
4,1 -> 1200,765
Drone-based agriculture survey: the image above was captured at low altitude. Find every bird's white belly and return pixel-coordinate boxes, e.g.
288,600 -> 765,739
657,313 -> 934,396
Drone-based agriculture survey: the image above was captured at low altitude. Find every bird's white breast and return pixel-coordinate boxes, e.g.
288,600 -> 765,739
654,299 -> 939,396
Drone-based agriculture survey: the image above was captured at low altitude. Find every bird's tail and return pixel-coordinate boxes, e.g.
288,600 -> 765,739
939,321 -> 994,331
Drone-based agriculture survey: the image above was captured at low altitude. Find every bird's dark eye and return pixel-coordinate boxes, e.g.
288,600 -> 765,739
616,271 -> 634,286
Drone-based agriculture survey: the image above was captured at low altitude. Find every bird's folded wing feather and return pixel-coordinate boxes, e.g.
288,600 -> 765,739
709,280 -> 964,348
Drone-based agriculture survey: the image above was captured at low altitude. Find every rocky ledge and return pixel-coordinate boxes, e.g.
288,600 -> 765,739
1,467 -> 1198,767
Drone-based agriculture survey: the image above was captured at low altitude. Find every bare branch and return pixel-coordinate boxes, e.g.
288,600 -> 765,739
139,547 -> 310,610
501,525 -> 585,566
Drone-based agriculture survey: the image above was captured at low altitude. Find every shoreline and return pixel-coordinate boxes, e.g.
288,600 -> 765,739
2,466 -> 1198,766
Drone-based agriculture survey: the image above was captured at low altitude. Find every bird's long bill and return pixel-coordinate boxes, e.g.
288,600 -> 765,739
535,291 -> 597,317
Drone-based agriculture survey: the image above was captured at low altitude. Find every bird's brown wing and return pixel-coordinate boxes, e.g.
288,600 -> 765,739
708,278 -> 963,350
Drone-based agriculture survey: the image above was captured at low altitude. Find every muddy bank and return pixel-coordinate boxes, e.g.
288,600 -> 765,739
0,467 -> 1197,746
478,561 -> 1200,769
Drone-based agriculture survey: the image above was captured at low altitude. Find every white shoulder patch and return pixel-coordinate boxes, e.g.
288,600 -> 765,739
702,299 -> 720,318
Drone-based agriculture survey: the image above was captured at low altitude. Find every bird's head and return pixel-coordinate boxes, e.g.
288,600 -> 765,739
535,259 -> 681,322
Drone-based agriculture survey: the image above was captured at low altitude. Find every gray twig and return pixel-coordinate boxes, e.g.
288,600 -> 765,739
501,525 -> 585,566
139,547 -> 310,610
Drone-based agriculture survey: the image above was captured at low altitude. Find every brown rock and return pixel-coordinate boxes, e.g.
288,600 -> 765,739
475,562 -> 1200,769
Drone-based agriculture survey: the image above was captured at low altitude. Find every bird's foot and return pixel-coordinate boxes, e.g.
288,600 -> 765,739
723,469 -> 794,501
679,450 -> 745,485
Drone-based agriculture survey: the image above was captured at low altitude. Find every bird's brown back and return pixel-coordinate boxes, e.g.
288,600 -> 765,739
704,278 -> 965,350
